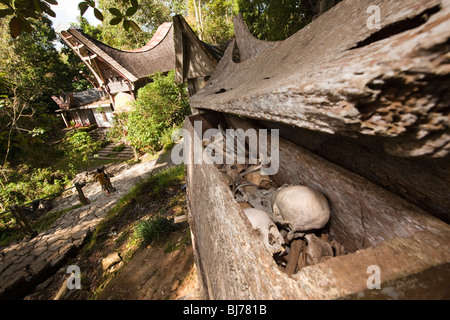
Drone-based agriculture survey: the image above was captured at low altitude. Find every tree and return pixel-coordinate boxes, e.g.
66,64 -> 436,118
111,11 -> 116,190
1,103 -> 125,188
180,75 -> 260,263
71,0 -> 176,50
0,16 -> 82,166
236,0 -> 312,41
96,0 -> 169,49
0,0 -> 58,38
0,0 -> 143,38
186,0 -> 238,44
110,71 -> 190,153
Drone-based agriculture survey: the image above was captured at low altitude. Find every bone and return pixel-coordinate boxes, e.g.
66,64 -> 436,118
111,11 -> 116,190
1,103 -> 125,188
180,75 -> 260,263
305,234 -> 334,266
240,184 -> 257,196
285,239 -> 306,276
297,250 -> 307,272
331,240 -> 345,256
239,164 -> 262,178
225,164 -> 247,181
212,128 -> 345,273
221,172 -> 235,191
243,168 -> 273,189
244,208 -> 285,255
238,201 -> 252,210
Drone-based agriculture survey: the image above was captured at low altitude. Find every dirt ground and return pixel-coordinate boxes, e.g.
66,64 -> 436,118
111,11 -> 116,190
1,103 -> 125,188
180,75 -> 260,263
97,228 -> 198,300
26,226 -> 199,300
25,150 -> 200,300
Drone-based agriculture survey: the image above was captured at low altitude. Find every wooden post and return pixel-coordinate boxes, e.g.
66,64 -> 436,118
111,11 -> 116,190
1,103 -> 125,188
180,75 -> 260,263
74,182 -> 89,205
9,205 -> 36,238
60,112 -> 70,128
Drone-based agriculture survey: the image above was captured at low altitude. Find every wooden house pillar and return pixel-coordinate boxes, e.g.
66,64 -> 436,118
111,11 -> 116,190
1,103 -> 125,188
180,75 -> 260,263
60,112 -> 70,127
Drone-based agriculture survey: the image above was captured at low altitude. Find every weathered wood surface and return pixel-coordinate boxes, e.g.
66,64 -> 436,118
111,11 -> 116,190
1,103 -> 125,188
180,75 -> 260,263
292,229 -> 450,299
173,15 -> 222,84
9,205 -> 36,238
224,114 -> 448,253
260,119 -> 450,223
190,0 -> 450,158
184,114 -> 450,299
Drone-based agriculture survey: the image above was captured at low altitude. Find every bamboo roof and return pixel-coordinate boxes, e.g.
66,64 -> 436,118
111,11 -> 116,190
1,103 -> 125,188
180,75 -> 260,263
56,22 -> 176,85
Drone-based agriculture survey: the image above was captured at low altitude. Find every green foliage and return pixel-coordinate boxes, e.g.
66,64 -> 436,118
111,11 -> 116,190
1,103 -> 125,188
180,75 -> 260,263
0,202 -> 82,247
0,0 -> 142,38
86,164 -> 185,251
33,203 -> 82,232
94,0 -> 171,50
0,0 -> 57,38
149,164 -> 185,196
0,165 -> 71,215
112,144 -> 126,152
187,0 -> 238,44
61,129 -> 102,172
134,214 -> 176,246
110,71 -> 190,153
106,0 -> 140,31
0,0 -> 322,45
132,165 -> 186,246
0,16 -> 87,166
237,0 -> 317,41
164,228 -> 191,253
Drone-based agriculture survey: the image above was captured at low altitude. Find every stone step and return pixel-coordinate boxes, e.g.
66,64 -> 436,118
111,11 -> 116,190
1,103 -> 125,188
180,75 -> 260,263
95,154 -> 133,158
97,151 -> 133,156
91,156 -> 133,161
89,129 -> 109,141
99,147 -> 133,152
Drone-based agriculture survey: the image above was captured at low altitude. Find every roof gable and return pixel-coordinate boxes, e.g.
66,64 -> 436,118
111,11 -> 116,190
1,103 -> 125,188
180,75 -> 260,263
57,22 -> 176,85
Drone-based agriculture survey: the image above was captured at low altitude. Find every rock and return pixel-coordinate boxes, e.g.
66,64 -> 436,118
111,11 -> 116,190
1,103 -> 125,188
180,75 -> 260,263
37,200 -> 52,212
108,261 -> 124,274
101,252 -> 121,271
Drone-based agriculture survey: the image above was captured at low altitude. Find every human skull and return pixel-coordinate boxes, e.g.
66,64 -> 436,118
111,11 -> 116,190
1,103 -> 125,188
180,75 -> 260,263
244,208 -> 285,255
272,186 -> 330,232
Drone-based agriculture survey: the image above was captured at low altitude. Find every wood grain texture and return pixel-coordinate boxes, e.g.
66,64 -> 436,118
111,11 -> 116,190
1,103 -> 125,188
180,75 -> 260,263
184,114 -> 450,299
190,0 -> 450,158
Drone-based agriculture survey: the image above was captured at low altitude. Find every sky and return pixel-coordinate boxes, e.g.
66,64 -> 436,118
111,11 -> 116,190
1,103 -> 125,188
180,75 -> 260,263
49,1 -> 99,29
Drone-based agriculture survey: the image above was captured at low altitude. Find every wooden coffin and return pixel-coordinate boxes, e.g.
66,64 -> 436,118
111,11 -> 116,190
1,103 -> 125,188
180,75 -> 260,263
184,112 -> 450,299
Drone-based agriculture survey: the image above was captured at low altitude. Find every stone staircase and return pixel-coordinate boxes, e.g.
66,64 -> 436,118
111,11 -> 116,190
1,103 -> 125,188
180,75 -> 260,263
94,142 -> 135,160
89,127 -> 109,141
88,128 -> 134,161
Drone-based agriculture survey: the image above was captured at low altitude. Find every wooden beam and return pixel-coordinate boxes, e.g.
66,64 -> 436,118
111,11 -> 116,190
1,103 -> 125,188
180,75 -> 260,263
190,0 -> 450,158
82,54 -> 98,61
9,205 -> 36,238
59,35 -> 104,86
184,113 -> 450,299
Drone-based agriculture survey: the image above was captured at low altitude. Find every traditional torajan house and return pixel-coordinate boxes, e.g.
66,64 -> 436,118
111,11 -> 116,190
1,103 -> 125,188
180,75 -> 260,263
56,15 -> 228,112
55,22 -> 176,112
52,88 -> 114,128
172,15 -> 230,97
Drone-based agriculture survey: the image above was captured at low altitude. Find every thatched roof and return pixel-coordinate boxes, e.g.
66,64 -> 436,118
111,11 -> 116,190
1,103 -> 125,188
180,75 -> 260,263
56,22 -> 176,85
73,88 -> 102,106
173,15 -> 230,84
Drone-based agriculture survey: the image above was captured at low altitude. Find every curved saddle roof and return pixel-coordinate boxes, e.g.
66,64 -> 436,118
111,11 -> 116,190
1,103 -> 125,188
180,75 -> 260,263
57,22 -> 176,84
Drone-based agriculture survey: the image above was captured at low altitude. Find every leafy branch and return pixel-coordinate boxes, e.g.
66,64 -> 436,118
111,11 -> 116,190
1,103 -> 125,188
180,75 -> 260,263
108,0 -> 140,31
0,0 -> 140,38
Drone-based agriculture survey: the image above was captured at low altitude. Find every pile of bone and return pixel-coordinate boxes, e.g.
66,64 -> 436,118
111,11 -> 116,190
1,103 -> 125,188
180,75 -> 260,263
217,160 -> 346,275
